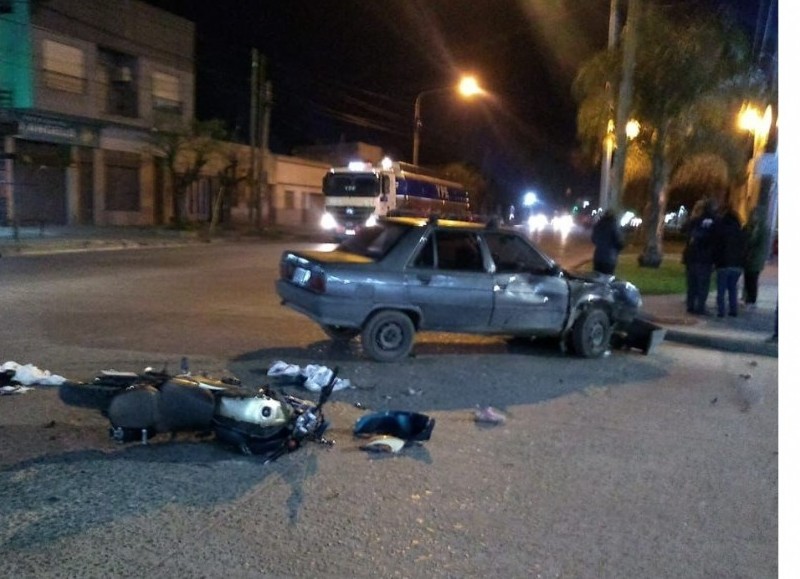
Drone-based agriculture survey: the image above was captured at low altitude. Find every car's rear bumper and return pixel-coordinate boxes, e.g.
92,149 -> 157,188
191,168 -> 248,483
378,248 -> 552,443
276,280 -> 366,329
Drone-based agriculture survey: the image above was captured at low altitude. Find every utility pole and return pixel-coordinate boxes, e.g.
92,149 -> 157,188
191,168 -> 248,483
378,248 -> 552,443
254,52 -> 266,231
259,79 -> 273,228
249,48 -> 258,225
249,50 -> 272,231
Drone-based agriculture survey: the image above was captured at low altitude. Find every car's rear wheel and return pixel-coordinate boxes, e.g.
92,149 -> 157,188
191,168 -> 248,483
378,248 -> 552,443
362,311 -> 415,362
571,308 -> 611,358
321,324 -> 360,342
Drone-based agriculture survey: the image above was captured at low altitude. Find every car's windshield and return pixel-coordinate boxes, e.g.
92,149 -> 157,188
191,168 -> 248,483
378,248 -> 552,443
323,173 -> 380,197
337,222 -> 411,259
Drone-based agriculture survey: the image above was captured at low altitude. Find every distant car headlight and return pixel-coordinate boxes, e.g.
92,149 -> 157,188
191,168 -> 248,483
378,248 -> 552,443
365,214 -> 378,227
527,213 -> 548,232
552,214 -> 574,233
320,212 -> 337,230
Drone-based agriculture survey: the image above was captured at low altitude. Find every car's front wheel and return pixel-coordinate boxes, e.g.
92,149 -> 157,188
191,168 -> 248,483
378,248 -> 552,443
362,311 -> 415,362
321,324 -> 360,342
571,308 -> 611,358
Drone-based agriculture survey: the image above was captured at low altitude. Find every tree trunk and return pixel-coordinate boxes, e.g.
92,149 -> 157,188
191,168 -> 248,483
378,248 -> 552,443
171,184 -> 186,227
208,184 -> 226,237
638,129 -> 670,268
609,0 -> 641,211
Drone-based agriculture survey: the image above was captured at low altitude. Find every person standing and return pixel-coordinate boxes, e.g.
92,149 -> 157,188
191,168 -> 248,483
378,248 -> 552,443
682,199 -> 716,315
591,209 -> 625,275
712,204 -> 746,317
742,206 -> 769,308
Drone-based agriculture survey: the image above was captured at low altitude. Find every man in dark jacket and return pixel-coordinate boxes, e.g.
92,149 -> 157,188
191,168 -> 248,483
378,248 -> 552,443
742,206 -> 770,307
712,204 -> 746,317
683,199 -> 716,315
591,210 -> 625,275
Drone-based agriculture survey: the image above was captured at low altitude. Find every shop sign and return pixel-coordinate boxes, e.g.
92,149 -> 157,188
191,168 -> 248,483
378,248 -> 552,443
17,113 -> 99,147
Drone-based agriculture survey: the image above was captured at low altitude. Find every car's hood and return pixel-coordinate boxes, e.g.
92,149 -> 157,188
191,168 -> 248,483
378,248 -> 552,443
562,269 -> 613,285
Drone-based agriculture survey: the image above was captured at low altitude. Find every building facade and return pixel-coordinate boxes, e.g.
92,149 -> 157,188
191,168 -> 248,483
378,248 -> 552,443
0,0 -> 196,226
0,0 -> 376,231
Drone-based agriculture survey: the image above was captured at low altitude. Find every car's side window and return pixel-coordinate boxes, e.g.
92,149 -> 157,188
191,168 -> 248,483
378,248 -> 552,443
413,230 -> 484,272
435,230 -> 484,271
413,234 -> 435,268
483,233 -> 551,273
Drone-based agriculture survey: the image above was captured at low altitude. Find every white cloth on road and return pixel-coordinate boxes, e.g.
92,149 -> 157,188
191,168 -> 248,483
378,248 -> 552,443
1,361 -> 67,386
267,361 -> 352,392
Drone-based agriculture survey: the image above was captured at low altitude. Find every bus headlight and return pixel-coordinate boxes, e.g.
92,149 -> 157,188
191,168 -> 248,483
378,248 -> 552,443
365,214 -> 378,227
320,212 -> 337,230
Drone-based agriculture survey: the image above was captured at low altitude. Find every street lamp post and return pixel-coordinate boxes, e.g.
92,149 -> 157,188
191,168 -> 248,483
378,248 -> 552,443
412,75 -> 484,166
738,103 -> 773,209
737,103 -> 777,253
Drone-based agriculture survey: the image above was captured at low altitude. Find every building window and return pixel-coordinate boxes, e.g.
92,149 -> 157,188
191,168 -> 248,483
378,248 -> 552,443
42,39 -> 86,93
152,71 -> 182,112
99,47 -> 138,118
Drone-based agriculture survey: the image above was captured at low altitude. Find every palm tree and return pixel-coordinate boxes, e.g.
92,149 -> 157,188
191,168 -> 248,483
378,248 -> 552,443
574,3 -> 762,266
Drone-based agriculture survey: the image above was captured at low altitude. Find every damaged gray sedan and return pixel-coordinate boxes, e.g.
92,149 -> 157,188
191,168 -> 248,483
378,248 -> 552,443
277,216 -> 642,362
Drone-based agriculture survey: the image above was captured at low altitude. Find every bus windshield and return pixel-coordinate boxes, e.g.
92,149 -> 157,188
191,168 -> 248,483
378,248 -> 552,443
323,173 -> 380,197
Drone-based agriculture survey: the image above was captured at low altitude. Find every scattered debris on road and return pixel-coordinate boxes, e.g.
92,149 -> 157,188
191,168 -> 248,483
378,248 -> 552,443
473,405 -> 507,424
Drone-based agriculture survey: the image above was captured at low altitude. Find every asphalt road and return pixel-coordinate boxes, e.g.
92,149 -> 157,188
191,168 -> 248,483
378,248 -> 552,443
0,240 -> 778,578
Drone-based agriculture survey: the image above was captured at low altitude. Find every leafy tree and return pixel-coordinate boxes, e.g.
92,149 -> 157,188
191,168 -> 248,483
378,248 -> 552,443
209,146 -> 248,237
574,4 -> 759,266
151,119 -> 227,226
437,162 -> 488,216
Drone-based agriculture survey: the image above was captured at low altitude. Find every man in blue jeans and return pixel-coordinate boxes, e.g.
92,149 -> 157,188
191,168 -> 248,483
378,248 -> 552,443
711,204 -> 746,317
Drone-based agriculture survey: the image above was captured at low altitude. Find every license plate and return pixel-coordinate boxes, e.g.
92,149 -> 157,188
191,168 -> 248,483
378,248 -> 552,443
345,229 -> 356,236
292,267 -> 311,285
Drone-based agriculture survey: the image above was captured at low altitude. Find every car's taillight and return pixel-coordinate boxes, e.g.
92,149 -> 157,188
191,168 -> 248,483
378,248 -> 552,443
280,260 -> 295,280
308,270 -> 326,293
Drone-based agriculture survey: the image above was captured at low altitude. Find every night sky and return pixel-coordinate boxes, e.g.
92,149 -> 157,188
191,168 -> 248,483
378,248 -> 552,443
142,0 -> 773,210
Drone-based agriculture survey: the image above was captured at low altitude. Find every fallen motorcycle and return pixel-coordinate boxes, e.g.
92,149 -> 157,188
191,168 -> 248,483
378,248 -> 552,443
213,369 -> 336,459
58,364 -> 338,459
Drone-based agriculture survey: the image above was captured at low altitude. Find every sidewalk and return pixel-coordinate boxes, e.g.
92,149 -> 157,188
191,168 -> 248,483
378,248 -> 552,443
0,225 -> 779,358
639,260 -> 778,358
0,224 -> 204,254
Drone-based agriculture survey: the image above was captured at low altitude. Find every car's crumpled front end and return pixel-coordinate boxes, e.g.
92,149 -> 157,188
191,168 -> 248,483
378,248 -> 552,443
610,279 -> 643,322
563,269 -> 642,326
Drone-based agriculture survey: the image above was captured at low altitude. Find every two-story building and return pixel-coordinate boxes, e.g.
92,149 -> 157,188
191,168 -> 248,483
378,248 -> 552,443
0,0 -> 196,226
0,0 -> 385,231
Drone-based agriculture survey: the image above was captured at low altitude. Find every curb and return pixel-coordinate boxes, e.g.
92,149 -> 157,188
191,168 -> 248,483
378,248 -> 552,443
663,328 -> 778,358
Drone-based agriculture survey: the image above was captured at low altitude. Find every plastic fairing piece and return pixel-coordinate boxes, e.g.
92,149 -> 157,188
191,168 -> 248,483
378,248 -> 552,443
360,435 -> 406,453
353,411 -> 434,442
614,317 -> 666,355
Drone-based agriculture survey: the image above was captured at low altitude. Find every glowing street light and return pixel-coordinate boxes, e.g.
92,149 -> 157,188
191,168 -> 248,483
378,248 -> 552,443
737,103 -> 774,216
458,76 -> 484,98
599,118 -> 640,210
412,75 -> 485,165
523,191 -> 538,207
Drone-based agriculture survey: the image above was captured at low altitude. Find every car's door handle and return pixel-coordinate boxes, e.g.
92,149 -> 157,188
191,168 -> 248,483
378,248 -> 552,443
417,274 -> 432,284
493,283 -> 508,292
